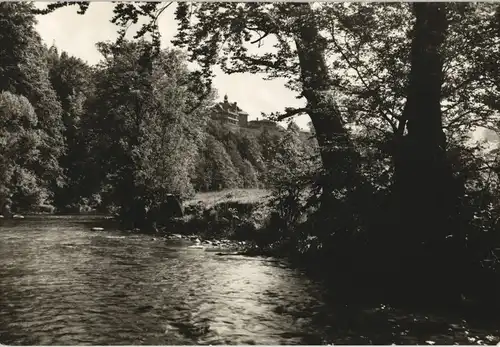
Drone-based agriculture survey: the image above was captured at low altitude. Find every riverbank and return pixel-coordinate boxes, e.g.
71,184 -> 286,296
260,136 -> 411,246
169,190 -> 500,323
155,188 -> 273,254
0,189 -> 274,254
0,203 -> 499,344
48,188 -> 273,254
7,188 -> 500,319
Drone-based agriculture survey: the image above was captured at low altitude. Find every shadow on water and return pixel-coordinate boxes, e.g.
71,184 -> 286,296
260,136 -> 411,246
0,216 -> 499,345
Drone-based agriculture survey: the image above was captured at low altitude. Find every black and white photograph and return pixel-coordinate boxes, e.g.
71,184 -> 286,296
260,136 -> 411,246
0,1 -> 499,345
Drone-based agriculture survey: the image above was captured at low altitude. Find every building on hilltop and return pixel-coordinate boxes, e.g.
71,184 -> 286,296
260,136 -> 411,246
210,94 -> 285,132
210,94 -> 249,127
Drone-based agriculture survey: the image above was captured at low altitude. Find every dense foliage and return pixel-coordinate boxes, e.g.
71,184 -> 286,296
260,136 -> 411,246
0,2 -> 64,214
0,2 -> 315,223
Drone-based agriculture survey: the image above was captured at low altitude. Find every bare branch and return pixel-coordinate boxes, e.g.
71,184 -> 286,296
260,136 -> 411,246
250,31 -> 271,45
152,2 -> 174,27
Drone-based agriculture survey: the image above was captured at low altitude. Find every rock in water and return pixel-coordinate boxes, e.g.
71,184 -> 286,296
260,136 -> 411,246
91,227 -> 104,231
12,214 -> 24,219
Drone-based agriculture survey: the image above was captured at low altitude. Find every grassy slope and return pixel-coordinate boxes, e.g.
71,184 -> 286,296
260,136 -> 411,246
184,189 -> 271,210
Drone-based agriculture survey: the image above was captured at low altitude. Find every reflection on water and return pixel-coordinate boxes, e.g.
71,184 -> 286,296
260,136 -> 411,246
0,216 -> 327,345
0,216 -> 499,345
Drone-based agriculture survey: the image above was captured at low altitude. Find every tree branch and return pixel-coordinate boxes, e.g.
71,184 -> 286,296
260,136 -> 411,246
31,2 -> 89,15
237,56 -> 279,69
250,31 -> 271,45
329,24 -> 398,133
265,107 -> 310,121
153,2 -> 174,27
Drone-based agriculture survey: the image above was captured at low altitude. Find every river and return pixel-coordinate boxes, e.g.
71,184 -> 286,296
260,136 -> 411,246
0,216 -> 499,345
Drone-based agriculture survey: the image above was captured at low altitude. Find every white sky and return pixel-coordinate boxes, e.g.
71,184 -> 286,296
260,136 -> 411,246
34,2 -> 309,128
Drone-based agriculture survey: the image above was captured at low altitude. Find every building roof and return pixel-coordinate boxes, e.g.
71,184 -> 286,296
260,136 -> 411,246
211,95 -> 249,116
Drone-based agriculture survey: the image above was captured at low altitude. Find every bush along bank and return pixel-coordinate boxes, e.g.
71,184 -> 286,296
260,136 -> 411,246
112,188 -> 311,258
157,197 -> 276,255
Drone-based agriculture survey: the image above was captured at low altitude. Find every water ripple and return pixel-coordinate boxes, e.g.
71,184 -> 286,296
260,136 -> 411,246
2,216 -> 499,345
0,216 -> 326,345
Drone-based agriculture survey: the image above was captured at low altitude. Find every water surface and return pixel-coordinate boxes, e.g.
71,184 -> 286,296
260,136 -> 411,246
1,215 -> 499,345
0,216 -> 328,345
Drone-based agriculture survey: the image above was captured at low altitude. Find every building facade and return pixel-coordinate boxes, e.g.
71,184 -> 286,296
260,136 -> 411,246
210,94 -> 283,131
210,95 -> 249,127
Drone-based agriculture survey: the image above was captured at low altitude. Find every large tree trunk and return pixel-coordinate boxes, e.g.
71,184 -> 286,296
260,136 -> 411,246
396,2 -> 453,236
291,3 -> 364,250
292,3 -> 360,200
393,3 -> 465,300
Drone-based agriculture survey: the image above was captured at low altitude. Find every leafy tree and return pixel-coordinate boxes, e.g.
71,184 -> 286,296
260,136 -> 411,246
46,47 -> 96,211
240,159 -> 259,189
200,120 -> 288,189
258,129 -> 281,167
0,2 -> 65,202
134,48 -> 210,204
266,119 -> 319,244
238,133 -> 266,173
194,134 -> 241,191
85,40 -> 211,225
0,92 -> 48,214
